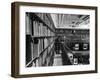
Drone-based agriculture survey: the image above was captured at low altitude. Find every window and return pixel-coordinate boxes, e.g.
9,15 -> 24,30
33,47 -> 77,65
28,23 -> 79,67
74,44 -> 79,50
83,43 -> 88,50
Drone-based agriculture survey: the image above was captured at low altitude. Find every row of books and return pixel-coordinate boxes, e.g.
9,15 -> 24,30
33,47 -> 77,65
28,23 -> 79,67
36,13 -> 53,29
32,40 -> 55,66
31,37 -> 55,66
26,13 -> 32,35
33,20 -> 54,37
33,38 -> 54,56
26,12 -> 56,67
26,13 -> 55,37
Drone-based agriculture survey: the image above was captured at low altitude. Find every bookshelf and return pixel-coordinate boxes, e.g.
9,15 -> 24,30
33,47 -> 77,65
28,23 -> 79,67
26,12 -> 56,67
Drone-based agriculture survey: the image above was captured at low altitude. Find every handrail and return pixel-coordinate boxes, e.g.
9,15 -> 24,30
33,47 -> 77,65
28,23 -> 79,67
26,39 -> 56,67
26,57 -> 39,67
61,43 -> 73,65
62,43 -> 73,54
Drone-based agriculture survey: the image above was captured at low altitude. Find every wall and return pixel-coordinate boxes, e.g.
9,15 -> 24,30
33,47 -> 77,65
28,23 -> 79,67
0,0 -> 100,80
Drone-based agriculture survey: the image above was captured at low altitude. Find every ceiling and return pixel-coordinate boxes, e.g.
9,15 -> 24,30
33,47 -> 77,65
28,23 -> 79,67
51,14 -> 90,29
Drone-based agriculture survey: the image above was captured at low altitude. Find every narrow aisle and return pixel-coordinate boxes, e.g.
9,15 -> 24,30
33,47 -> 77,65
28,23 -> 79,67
61,44 -> 72,65
53,52 -> 62,66
53,41 -> 72,66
